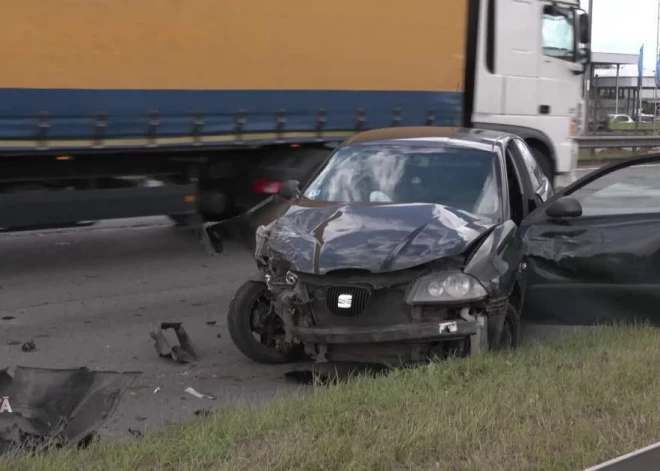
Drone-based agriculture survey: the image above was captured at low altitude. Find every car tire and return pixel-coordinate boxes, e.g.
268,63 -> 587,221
227,280 -> 304,364
495,301 -> 522,350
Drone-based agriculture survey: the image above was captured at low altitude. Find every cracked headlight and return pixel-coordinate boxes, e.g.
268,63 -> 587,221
406,272 -> 487,305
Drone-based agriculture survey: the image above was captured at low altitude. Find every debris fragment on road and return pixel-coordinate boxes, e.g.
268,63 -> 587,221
21,341 -> 36,352
150,322 -> 197,364
184,387 -> 215,400
0,366 -> 140,455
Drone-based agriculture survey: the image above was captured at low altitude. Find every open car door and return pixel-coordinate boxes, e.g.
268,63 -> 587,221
518,154 -> 660,326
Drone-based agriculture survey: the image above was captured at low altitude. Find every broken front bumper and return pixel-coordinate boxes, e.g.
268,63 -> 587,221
293,310 -> 489,354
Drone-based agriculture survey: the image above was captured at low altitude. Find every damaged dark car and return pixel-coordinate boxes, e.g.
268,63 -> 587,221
203,126 -> 660,367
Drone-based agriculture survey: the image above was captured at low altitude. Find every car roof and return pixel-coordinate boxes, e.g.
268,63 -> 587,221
341,126 -> 511,153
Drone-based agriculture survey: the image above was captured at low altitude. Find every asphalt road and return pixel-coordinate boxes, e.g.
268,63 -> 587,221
0,217 -> 305,439
0,163 -> 636,439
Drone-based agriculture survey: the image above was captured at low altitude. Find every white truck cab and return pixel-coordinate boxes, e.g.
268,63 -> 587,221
471,0 -> 590,188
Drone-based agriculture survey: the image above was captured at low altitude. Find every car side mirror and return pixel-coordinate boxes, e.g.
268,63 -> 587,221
200,222 -> 225,255
545,196 -> 582,219
278,180 -> 301,200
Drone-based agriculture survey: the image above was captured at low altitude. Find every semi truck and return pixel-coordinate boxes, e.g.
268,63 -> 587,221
0,0 -> 590,229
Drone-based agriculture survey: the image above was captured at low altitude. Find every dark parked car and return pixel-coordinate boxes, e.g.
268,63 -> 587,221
202,126 -> 660,367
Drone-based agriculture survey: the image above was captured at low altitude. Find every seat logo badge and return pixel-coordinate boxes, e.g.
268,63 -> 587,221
337,294 -> 353,309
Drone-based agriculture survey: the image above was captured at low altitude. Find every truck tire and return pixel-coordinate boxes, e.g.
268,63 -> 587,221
227,280 -> 304,364
529,146 -> 554,182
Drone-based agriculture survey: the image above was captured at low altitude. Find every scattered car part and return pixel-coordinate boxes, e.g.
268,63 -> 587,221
21,341 -> 36,352
183,387 -> 215,400
0,366 -> 140,455
150,322 -> 197,364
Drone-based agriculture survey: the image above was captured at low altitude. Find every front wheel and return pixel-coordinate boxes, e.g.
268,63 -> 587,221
494,301 -> 522,350
227,280 -> 305,364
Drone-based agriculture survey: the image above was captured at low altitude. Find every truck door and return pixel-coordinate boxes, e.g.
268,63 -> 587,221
538,4 -> 581,127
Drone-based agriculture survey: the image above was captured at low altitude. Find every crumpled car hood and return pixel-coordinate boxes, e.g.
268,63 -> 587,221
265,201 -> 496,274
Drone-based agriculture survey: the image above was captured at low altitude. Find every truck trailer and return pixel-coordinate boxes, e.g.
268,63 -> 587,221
0,0 -> 590,229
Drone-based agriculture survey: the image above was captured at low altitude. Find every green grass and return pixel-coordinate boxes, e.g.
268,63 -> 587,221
5,324 -> 660,471
578,147 -> 657,163
609,121 -> 656,132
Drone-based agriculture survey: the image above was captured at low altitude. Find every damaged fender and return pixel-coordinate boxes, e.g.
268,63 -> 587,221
464,220 -> 524,347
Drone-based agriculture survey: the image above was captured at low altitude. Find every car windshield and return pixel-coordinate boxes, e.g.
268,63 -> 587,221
302,144 -> 502,220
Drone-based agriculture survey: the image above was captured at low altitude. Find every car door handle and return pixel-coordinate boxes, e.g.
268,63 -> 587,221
539,105 -> 551,114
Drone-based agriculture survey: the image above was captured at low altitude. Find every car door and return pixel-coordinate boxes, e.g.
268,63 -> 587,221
518,155 -> 660,326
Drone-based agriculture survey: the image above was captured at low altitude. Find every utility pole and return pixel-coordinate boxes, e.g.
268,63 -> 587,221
655,0 -> 660,134
585,0 -> 594,133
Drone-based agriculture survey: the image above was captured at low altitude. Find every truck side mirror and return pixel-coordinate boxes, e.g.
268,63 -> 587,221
577,10 -> 591,46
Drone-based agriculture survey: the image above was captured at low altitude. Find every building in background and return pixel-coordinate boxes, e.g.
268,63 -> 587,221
583,52 -> 640,133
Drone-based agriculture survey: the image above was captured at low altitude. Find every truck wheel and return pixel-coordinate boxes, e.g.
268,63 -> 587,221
227,280 -> 304,364
530,146 -> 553,182
496,301 -> 521,350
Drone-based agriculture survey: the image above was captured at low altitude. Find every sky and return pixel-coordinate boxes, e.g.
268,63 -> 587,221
583,0 -> 660,74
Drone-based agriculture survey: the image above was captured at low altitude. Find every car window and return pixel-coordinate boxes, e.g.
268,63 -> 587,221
542,5 -> 575,61
302,144 -> 503,220
567,162 -> 660,217
513,139 -> 553,201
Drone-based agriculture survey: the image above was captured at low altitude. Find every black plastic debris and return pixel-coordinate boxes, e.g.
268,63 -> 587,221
284,362 -> 392,386
0,366 -> 140,455
21,341 -> 36,352
150,322 -> 197,364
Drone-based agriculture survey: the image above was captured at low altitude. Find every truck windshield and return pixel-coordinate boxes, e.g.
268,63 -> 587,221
302,144 -> 502,220
542,6 -> 575,61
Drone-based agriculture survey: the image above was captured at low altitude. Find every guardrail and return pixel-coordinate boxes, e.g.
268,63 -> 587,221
576,135 -> 660,149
